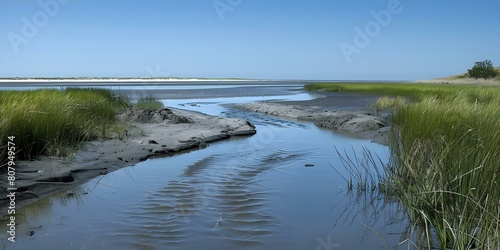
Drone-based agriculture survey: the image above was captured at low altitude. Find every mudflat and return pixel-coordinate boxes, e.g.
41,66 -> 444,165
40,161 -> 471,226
231,90 -> 390,145
0,107 -> 256,217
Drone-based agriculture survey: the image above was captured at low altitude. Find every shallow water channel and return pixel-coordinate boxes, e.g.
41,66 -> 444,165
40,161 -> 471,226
2,84 -> 411,250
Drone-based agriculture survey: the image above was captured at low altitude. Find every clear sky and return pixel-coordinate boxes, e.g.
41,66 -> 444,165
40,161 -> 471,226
0,0 -> 499,80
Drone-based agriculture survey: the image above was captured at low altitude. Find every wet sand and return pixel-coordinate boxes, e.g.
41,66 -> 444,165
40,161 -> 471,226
231,90 -> 391,145
0,107 -> 256,217
278,91 -> 382,110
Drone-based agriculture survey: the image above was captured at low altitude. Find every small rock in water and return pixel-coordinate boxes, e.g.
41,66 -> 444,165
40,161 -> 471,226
141,139 -> 158,144
304,163 -> 315,167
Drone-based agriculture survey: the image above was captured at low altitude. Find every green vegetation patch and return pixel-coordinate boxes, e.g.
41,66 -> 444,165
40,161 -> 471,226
0,88 -> 126,160
306,82 -> 499,101
308,82 -> 500,249
135,95 -> 164,109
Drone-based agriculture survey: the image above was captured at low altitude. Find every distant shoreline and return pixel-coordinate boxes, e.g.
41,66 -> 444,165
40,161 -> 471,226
0,78 -> 257,85
0,79 -> 315,87
1,78 -> 498,87
0,78 -> 255,82
0,78 -> 412,85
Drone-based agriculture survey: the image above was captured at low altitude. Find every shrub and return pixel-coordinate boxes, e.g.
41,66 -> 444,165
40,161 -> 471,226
466,60 -> 497,79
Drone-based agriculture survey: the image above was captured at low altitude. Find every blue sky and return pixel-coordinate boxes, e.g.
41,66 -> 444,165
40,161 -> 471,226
0,0 -> 499,80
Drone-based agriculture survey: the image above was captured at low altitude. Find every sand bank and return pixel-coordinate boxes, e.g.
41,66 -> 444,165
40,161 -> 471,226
230,92 -> 391,145
415,78 -> 500,85
0,107 -> 256,216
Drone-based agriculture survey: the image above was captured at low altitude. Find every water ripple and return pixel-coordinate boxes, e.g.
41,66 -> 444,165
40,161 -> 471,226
110,151 -> 293,248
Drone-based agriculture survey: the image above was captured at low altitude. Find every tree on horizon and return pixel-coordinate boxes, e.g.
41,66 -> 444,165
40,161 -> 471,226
466,60 -> 497,79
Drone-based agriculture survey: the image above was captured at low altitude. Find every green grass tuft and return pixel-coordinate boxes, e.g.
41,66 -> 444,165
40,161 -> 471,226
0,88 -> 125,161
374,96 -> 407,114
311,82 -> 500,249
134,95 -> 164,109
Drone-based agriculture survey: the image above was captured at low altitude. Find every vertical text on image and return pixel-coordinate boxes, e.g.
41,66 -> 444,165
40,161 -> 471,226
6,136 -> 17,243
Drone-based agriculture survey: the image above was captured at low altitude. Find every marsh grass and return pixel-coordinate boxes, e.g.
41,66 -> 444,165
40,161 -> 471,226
315,83 -> 500,249
305,82 -> 500,103
332,147 -> 387,192
374,96 -> 407,114
0,88 -> 125,161
389,93 -> 500,249
135,94 -> 164,109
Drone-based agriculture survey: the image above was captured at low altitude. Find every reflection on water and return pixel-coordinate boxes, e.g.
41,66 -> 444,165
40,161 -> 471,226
1,85 -> 415,249
166,93 -> 316,116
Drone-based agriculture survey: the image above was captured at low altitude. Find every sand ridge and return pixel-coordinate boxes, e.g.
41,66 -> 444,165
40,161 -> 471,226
230,99 -> 391,145
0,107 -> 256,217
